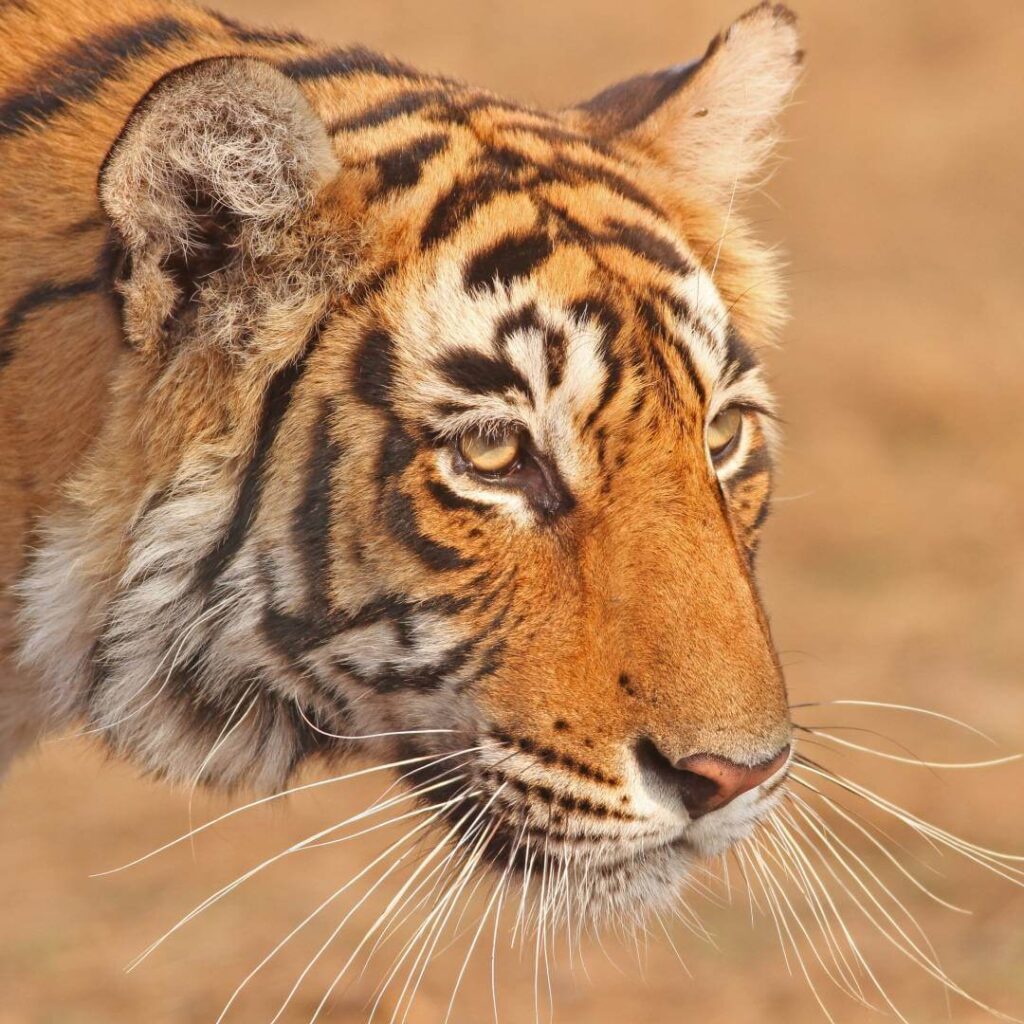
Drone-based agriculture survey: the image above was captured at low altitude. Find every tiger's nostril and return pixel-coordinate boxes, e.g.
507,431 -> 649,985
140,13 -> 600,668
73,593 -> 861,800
634,738 -> 790,819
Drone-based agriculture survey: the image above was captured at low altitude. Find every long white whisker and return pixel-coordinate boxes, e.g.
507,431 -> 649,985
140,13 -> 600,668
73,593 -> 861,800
93,746 -> 483,876
294,702 -> 457,741
796,728 -> 1020,769
216,790 -> 465,1023
79,596 -> 234,736
787,794 -> 1020,1021
126,773 -> 470,971
316,784 -> 506,1024
789,779 -> 971,913
186,685 -> 258,852
790,700 -> 997,743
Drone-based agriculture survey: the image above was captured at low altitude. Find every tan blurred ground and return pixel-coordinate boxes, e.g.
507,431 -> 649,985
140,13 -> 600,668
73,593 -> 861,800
3,1 -> 1023,1021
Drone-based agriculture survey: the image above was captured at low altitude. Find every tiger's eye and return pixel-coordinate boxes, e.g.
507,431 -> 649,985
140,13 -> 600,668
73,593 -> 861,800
459,428 -> 521,474
707,406 -> 743,460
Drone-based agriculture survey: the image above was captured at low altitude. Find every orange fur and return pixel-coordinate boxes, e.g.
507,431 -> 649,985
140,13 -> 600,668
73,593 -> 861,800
0,0 -> 800,913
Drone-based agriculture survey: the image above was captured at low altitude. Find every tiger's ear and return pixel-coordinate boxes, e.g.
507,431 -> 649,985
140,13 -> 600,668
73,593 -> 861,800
99,56 -> 338,355
568,3 -> 801,205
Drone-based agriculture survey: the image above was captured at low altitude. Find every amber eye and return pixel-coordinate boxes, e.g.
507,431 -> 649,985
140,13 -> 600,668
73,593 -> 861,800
458,427 -> 522,474
707,406 -> 744,461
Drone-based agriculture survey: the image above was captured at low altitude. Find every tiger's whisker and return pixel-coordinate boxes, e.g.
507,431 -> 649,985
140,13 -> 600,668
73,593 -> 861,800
126,773 -> 474,971
770,812 -> 881,1007
93,745 -> 483,876
760,819 -> 875,1008
794,759 -> 1024,875
786,793 -> 1020,1021
186,685 -> 258,854
216,790 -> 468,1024
789,700 -> 997,743
751,829 -> 866,1009
788,780 -> 971,913
316,785 -> 506,1024
294,702 -> 457,741
384,805 -> 503,1024
795,726 -> 1021,770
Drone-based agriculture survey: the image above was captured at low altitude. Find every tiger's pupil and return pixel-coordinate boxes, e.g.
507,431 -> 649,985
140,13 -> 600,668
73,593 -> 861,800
707,407 -> 743,460
459,429 -> 521,474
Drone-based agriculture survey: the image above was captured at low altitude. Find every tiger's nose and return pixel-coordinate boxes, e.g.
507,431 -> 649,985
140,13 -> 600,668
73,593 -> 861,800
636,740 -> 790,818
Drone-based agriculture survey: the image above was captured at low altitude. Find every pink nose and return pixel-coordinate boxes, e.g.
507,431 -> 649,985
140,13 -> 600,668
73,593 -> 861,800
636,738 -> 791,819
672,747 -> 790,817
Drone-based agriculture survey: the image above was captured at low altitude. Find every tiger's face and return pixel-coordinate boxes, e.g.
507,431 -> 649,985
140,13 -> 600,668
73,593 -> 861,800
329,181 -> 792,909
20,3 -> 801,919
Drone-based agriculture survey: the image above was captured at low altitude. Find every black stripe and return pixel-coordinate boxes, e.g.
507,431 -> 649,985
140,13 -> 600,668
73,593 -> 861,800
377,420 -> 417,487
727,441 -> 773,488
450,94 -> 553,120
206,10 -> 308,46
261,570 -> 474,669
464,232 -> 553,291
0,18 -> 191,137
724,325 -> 759,382
352,328 -> 396,408
569,297 -> 622,344
603,219 -> 692,277
335,631 -> 478,694
571,298 -> 624,430
377,423 -> 473,572
498,120 -> 611,154
639,320 -> 682,407
635,298 -> 705,406
371,132 -> 448,200
456,638 -> 505,693
383,486 -> 474,572
671,336 -> 705,406
292,401 -> 345,624
330,88 -> 448,133
493,302 -> 539,351
193,315 -> 327,593
0,277 -> 99,369
426,478 -> 490,514
539,158 -> 663,217
280,47 -> 419,83
420,170 -> 511,248
347,262 -> 399,306
543,326 -> 568,391
437,347 -> 531,398
748,490 -> 774,536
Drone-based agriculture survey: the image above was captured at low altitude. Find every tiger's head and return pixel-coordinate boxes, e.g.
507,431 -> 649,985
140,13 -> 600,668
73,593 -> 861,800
20,2 -> 801,918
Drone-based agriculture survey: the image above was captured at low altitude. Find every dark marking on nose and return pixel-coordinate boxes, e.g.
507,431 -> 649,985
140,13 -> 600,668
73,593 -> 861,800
635,739 -> 790,819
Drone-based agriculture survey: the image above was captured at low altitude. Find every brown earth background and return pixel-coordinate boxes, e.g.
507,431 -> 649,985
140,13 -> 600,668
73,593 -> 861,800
3,1 -> 1023,1021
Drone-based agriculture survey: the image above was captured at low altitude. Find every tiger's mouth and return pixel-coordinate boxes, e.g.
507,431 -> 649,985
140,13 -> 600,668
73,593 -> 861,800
401,734 -> 792,921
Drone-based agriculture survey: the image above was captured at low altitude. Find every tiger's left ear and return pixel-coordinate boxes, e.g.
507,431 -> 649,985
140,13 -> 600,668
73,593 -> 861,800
568,3 -> 802,204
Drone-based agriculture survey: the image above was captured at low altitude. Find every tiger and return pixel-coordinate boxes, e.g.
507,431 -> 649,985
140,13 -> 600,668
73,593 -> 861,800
0,0 -> 802,936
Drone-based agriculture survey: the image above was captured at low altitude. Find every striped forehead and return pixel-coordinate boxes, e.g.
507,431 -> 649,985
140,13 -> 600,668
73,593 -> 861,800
337,97 -> 772,430
392,261 -> 613,458
384,239 -> 747,433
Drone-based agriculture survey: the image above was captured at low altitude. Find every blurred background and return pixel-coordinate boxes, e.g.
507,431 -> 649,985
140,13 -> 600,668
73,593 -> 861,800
3,1 -> 1022,1021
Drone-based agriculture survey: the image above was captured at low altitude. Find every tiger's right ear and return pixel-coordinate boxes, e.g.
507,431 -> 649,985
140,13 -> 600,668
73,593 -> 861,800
99,56 -> 338,355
